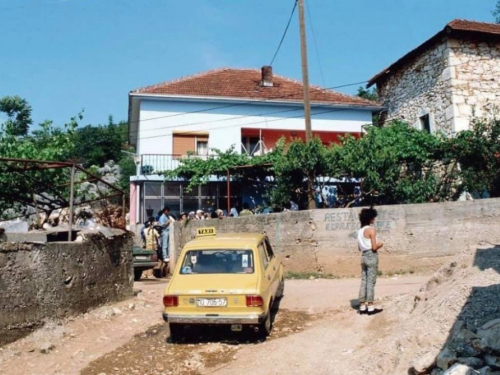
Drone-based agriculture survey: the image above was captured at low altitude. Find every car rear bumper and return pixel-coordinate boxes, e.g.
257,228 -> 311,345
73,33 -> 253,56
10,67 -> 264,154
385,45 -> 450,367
162,313 -> 266,325
134,262 -> 158,270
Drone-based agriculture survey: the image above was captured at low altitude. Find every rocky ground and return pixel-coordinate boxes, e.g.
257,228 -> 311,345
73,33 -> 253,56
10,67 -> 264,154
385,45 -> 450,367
1,243 -> 498,375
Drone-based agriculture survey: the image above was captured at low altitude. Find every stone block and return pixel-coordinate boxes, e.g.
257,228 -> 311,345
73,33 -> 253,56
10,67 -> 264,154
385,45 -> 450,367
442,67 -> 455,80
484,354 -> 500,368
443,364 -> 478,375
437,347 -> 458,370
446,105 -> 455,120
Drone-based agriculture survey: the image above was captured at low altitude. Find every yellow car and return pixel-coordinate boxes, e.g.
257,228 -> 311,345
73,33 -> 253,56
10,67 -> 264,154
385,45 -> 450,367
162,227 -> 284,341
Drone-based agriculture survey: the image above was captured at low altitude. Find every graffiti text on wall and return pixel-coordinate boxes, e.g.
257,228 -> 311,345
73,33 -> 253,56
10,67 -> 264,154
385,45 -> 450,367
324,211 -> 398,233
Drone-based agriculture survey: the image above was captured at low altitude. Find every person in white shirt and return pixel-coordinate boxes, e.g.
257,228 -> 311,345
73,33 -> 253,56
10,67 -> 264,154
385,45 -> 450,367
195,210 -> 205,220
357,207 -> 384,315
159,206 -> 175,262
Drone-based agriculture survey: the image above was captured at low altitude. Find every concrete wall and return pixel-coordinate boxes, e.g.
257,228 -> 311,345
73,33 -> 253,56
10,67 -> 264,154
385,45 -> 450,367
0,230 -> 134,346
173,199 -> 500,277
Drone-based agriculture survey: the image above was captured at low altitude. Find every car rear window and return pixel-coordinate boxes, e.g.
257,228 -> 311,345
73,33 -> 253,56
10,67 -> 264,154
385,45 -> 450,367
179,249 -> 255,274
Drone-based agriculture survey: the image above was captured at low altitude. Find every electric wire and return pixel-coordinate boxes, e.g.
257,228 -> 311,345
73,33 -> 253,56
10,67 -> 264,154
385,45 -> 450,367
269,0 -> 298,66
135,105 -> 359,142
305,0 -> 325,87
127,79 -> 370,130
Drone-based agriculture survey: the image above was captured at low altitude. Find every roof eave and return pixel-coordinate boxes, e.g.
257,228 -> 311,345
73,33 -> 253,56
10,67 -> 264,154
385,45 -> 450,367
128,92 -> 382,111
368,23 -> 500,87
367,27 -> 449,88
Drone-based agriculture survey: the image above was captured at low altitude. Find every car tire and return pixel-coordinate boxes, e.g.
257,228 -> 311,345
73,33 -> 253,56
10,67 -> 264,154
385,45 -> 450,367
276,277 -> 285,299
153,268 -> 163,278
134,269 -> 143,281
258,309 -> 272,339
169,323 -> 185,343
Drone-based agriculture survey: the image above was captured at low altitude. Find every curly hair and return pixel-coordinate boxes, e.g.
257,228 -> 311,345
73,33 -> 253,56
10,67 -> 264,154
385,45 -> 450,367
359,208 -> 378,227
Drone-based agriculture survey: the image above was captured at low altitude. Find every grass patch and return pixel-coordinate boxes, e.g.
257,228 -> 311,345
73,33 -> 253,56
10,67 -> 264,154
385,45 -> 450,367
378,268 -> 416,277
284,271 -> 337,280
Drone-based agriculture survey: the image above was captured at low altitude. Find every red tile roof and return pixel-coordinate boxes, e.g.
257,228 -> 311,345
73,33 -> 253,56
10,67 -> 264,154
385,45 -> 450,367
132,68 -> 379,108
447,19 -> 500,35
368,19 -> 500,87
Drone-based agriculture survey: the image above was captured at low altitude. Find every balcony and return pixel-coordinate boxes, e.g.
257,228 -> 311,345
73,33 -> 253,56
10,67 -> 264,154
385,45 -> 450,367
138,154 -> 214,175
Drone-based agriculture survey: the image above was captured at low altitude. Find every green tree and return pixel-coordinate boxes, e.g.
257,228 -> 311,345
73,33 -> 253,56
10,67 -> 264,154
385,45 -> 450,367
0,96 -> 33,136
118,154 -> 137,202
272,137 -> 338,209
0,115 -> 80,219
446,118 -> 500,197
72,115 -> 126,167
494,0 -> 500,23
356,87 -> 378,101
165,145 -> 281,193
334,121 -> 454,204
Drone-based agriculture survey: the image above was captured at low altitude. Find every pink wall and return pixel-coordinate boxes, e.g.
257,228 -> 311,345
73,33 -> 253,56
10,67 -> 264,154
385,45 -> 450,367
129,183 -> 137,226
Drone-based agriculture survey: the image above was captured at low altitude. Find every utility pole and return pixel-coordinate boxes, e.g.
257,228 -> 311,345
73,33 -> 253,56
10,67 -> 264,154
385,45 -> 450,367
298,0 -> 315,210
298,0 -> 312,142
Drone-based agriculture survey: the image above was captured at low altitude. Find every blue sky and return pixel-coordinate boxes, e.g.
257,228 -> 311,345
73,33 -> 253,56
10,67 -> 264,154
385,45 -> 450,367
0,0 -> 496,127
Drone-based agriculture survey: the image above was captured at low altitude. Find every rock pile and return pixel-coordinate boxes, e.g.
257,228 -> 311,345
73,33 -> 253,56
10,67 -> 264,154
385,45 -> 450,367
345,244 -> 500,375
410,319 -> 500,374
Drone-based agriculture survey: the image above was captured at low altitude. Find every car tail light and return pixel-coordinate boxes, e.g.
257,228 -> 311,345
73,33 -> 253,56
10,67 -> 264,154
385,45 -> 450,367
246,295 -> 264,307
151,254 -> 158,261
163,295 -> 178,307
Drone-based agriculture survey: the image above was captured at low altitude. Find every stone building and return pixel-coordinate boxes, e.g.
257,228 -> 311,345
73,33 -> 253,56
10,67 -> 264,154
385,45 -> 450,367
368,19 -> 500,136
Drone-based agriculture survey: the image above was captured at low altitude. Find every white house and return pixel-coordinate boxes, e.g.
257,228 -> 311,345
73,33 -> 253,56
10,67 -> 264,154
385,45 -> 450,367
128,66 -> 381,224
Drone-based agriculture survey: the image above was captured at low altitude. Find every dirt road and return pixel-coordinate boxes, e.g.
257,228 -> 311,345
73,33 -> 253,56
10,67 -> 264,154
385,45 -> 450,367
0,276 -> 427,375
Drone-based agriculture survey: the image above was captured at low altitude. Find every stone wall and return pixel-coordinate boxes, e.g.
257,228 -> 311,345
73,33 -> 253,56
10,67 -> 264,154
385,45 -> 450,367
173,199 -> 500,277
0,230 -> 134,346
449,37 -> 500,132
377,37 -> 454,134
377,36 -> 500,135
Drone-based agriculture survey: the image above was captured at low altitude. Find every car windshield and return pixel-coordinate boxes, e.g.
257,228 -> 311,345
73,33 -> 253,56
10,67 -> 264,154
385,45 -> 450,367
180,249 -> 255,274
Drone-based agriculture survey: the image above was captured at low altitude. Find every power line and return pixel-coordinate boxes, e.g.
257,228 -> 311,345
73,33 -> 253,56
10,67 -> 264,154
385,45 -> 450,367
128,54 -> 483,132
305,0 -> 325,87
135,105 -> 360,142
128,79 -> 370,130
269,0 -> 298,66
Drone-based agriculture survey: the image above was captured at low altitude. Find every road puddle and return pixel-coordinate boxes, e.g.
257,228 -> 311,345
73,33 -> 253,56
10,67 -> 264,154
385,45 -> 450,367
81,309 -> 318,375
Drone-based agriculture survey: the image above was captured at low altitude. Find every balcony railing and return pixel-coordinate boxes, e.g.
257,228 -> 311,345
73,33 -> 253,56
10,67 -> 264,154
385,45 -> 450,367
139,154 -> 214,175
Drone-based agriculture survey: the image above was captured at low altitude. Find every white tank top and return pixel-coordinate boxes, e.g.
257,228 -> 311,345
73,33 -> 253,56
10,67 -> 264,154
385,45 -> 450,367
357,226 -> 373,252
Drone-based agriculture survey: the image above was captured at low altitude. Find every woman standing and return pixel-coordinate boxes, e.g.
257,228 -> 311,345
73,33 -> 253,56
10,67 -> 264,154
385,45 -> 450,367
357,208 -> 384,315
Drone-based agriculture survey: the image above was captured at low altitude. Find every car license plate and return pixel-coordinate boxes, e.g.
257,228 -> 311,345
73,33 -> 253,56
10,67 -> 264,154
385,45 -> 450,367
196,298 -> 227,307
135,256 -> 149,260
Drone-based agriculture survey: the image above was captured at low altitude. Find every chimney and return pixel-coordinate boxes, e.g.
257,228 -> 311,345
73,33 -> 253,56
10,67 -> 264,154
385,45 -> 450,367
260,66 -> 273,87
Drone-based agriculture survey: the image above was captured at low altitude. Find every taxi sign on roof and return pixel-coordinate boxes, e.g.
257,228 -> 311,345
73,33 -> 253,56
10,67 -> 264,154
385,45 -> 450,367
196,227 -> 216,237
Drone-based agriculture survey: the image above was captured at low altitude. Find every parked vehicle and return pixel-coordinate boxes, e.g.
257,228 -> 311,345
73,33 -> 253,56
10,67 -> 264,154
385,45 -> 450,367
162,227 -> 284,342
133,245 -> 158,281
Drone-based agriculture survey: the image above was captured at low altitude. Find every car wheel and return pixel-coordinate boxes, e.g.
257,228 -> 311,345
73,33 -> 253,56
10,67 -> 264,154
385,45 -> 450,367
169,323 -> 185,343
153,268 -> 163,278
258,310 -> 272,338
134,269 -> 143,281
276,277 -> 285,298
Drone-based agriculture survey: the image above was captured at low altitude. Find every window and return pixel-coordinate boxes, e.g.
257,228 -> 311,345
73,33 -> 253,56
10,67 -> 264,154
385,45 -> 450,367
196,140 -> 208,156
258,243 -> 269,269
420,114 -> 431,133
241,136 -> 262,156
179,249 -> 254,274
173,134 -> 209,157
264,238 -> 275,259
